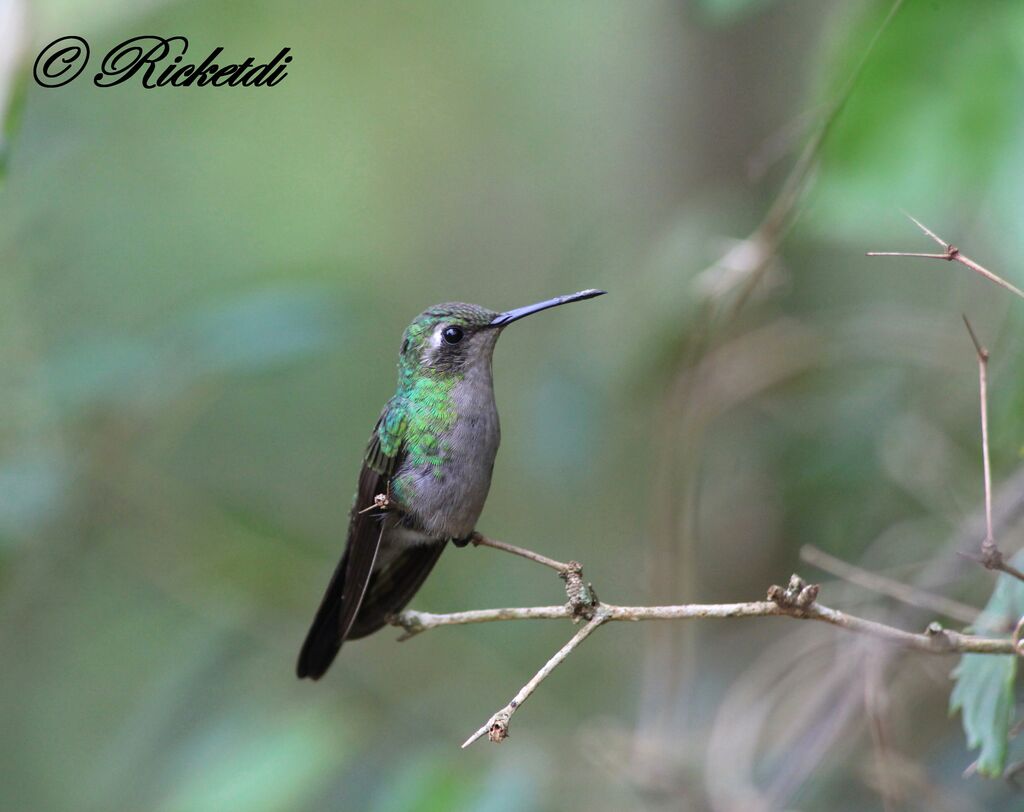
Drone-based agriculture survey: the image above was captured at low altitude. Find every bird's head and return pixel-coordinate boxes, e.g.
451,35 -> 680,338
397,289 -> 606,381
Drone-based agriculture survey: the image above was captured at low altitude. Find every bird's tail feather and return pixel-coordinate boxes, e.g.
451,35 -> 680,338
296,548 -> 351,680
296,540 -> 447,679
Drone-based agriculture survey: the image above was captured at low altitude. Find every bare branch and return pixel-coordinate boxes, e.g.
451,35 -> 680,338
867,215 -> 1024,300
958,318 -> 1024,584
395,582 -> 1019,748
455,571 -> 1016,747
963,316 -> 993,547
800,544 -> 979,624
391,590 -> 1018,657
470,533 -> 570,574
390,605 -> 568,640
392,536 -> 1024,748
864,252 -> 951,260
461,609 -> 610,748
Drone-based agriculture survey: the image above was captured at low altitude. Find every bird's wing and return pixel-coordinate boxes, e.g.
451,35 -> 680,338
345,539 -> 447,639
296,400 -> 407,679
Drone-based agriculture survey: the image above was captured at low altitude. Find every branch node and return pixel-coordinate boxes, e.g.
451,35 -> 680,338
980,538 -> 1003,571
388,611 -> 424,642
768,574 -> 820,612
923,620 -> 954,651
560,561 -> 598,621
487,711 -> 511,743
869,216 -> 1024,300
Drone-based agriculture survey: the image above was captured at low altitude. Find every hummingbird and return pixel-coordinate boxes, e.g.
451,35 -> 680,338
296,289 -> 606,680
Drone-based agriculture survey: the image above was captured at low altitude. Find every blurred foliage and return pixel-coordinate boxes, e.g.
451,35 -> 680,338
691,0 -> 775,25
0,67 -> 26,182
4,0 -> 1024,810
809,1 -> 1024,243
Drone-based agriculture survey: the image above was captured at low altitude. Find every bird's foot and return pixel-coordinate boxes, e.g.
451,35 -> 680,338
452,531 -> 480,549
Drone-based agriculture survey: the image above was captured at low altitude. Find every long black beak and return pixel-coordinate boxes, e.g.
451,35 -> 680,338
490,289 -> 606,327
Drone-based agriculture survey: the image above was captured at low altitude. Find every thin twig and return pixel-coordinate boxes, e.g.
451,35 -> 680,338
959,318 -> 1024,583
800,545 -> 979,624
864,252 -> 951,260
470,533 -> 597,619
470,533 -> 570,573
460,608 -> 610,748
963,316 -> 993,545
867,214 -> 1024,300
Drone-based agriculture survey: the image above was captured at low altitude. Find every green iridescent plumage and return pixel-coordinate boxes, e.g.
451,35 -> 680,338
375,377 -> 459,506
368,303 -> 497,502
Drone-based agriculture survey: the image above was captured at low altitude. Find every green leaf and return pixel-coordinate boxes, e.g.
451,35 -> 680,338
949,551 -> 1024,777
950,655 -> 1016,777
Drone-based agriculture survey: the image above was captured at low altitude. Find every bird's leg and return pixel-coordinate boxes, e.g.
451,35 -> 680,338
451,531 -> 478,548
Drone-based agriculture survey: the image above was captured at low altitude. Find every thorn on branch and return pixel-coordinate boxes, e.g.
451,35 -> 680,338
867,214 -> 1024,300
768,574 -> 820,611
962,314 -> 988,362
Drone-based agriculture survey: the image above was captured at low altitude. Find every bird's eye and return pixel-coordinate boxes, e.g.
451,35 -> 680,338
442,326 -> 464,344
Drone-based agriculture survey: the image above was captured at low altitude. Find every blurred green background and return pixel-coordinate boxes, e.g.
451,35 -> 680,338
4,1 -> 1024,809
